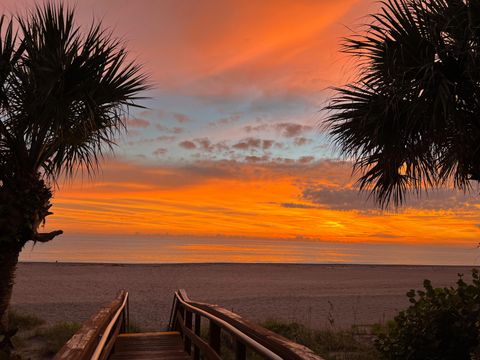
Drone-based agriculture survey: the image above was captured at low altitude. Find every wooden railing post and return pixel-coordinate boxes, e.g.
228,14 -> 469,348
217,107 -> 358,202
120,296 -> 129,333
184,309 -> 192,354
126,295 -> 129,332
209,320 -> 221,356
170,289 -> 325,360
235,339 -> 246,360
193,314 -> 201,360
55,290 -> 128,360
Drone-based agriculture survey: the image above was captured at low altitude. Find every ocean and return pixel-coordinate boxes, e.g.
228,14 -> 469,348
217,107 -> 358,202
19,234 -> 480,266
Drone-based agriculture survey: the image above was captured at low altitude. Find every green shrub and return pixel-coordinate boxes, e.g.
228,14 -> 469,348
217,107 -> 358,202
262,319 -> 379,360
375,269 -> 480,360
36,321 -> 81,356
8,310 -> 45,331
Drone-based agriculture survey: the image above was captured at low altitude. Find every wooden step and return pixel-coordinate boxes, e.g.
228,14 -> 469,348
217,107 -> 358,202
109,332 -> 190,360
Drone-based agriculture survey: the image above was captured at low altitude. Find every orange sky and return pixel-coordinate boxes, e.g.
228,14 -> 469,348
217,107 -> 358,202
43,158 -> 480,248
3,0 -> 480,260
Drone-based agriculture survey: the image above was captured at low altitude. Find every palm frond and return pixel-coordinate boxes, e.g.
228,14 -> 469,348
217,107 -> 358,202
326,0 -> 480,207
0,2 -> 149,182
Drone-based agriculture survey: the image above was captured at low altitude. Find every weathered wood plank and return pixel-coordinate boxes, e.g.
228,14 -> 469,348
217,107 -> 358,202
110,332 -> 190,360
53,290 -> 127,360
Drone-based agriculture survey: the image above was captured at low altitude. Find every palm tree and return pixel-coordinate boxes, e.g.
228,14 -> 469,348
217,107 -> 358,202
327,0 -> 480,207
0,3 -> 147,351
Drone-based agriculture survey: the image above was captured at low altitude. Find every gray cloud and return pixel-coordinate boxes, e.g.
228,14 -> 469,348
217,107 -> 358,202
302,185 -> 478,211
127,135 -> 177,146
243,122 -> 313,138
368,232 -> 401,239
209,114 -> 242,127
156,124 -> 185,134
153,148 -> 168,156
294,137 -> 313,146
298,156 -> 315,164
279,202 -> 317,209
275,122 -> 313,138
173,113 -> 190,123
156,135 -> 177,142
128,118 -> 150,128
244,124 -> 269,133
245,155 -> 270,163
232,138 -> 276,151
179,140 -> 197,150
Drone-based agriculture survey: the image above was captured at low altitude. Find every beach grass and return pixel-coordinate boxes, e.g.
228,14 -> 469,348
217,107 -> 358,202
34,322 -> 82,356
8,310 -> 45,331
262,319 -> 381,360
8,311 -> 81,359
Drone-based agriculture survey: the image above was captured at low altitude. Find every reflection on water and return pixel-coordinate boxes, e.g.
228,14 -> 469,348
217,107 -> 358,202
19,234 -> 480,266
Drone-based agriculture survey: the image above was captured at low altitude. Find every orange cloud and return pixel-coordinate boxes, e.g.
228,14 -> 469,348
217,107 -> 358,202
42,158 -> 480,247
0,0 -> 375,98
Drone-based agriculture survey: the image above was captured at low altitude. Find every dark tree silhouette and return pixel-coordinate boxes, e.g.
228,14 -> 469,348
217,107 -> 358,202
0,3 -> 147,352
327,0 -> 480,207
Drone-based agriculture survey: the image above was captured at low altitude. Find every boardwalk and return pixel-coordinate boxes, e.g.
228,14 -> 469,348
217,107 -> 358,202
55,290 -> 324,360
111,332 -> 189,360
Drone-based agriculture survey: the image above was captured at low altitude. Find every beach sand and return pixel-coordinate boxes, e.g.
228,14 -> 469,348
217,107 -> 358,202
10,263 -> 475,330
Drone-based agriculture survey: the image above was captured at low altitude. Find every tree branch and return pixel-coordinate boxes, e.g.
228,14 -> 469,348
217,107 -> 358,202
33,230 -> 63,243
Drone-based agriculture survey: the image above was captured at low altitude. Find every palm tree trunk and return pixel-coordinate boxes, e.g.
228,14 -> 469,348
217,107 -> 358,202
0,241 -> 21,354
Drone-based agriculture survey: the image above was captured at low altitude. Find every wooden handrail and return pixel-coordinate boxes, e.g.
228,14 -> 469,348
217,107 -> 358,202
55,289 -> 324,360
54,290 -> 129,360
169,289 -> 324,360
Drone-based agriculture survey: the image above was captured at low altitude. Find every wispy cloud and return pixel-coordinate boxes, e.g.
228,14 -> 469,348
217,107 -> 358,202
43,157 -> 480,247
128,118 -> 151,128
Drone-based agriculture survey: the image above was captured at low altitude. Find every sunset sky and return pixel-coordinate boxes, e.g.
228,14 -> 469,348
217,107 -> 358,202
3,0 -> 480,264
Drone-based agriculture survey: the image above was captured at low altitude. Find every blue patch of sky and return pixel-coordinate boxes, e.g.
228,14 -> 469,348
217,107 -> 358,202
119,91 -> 336,164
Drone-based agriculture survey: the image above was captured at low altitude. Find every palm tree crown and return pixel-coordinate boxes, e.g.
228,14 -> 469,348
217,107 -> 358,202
0,3 -> 148,184
327,0 -> 480,206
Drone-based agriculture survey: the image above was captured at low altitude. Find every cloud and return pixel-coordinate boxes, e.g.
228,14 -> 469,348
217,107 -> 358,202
153,148 -> 168,156
195,138 -> 214,152
368,232 -> 401,239
173,113 -> 190,123
156,135 -> 177,142
245,155 -> 270,163
302,185 -> 479,211
127,136 -> 177,146
209,114 -> 242,127
274,122 -> 313,138
156,124 -> 184,134
177,137 -> 282,160
48,156 -> 480,246
298,156 -> 315,164
279,202 -> 317,209
232,138 -> 275,151
294,137 -> 313,146
263,140 -> 275,149
179,140 -> 197,150
128,118 -> 150,128
243,122 -> 313,138
187,138 -> 230,153
111,0 -> 363,99
244,124 -> 270,133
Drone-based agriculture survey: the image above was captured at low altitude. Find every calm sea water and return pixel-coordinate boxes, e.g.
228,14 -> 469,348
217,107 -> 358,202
19,234 -> 480,266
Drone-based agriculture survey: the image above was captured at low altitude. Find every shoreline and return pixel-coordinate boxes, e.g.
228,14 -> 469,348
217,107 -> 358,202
17,260 -> 478,268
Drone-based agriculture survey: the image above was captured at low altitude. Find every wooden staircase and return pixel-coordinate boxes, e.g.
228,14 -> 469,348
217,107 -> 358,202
54,290 -> 325,360
110,332 -> 189,360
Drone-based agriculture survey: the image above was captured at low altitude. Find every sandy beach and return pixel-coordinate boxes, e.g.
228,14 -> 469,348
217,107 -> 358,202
11,263 -> 476,330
